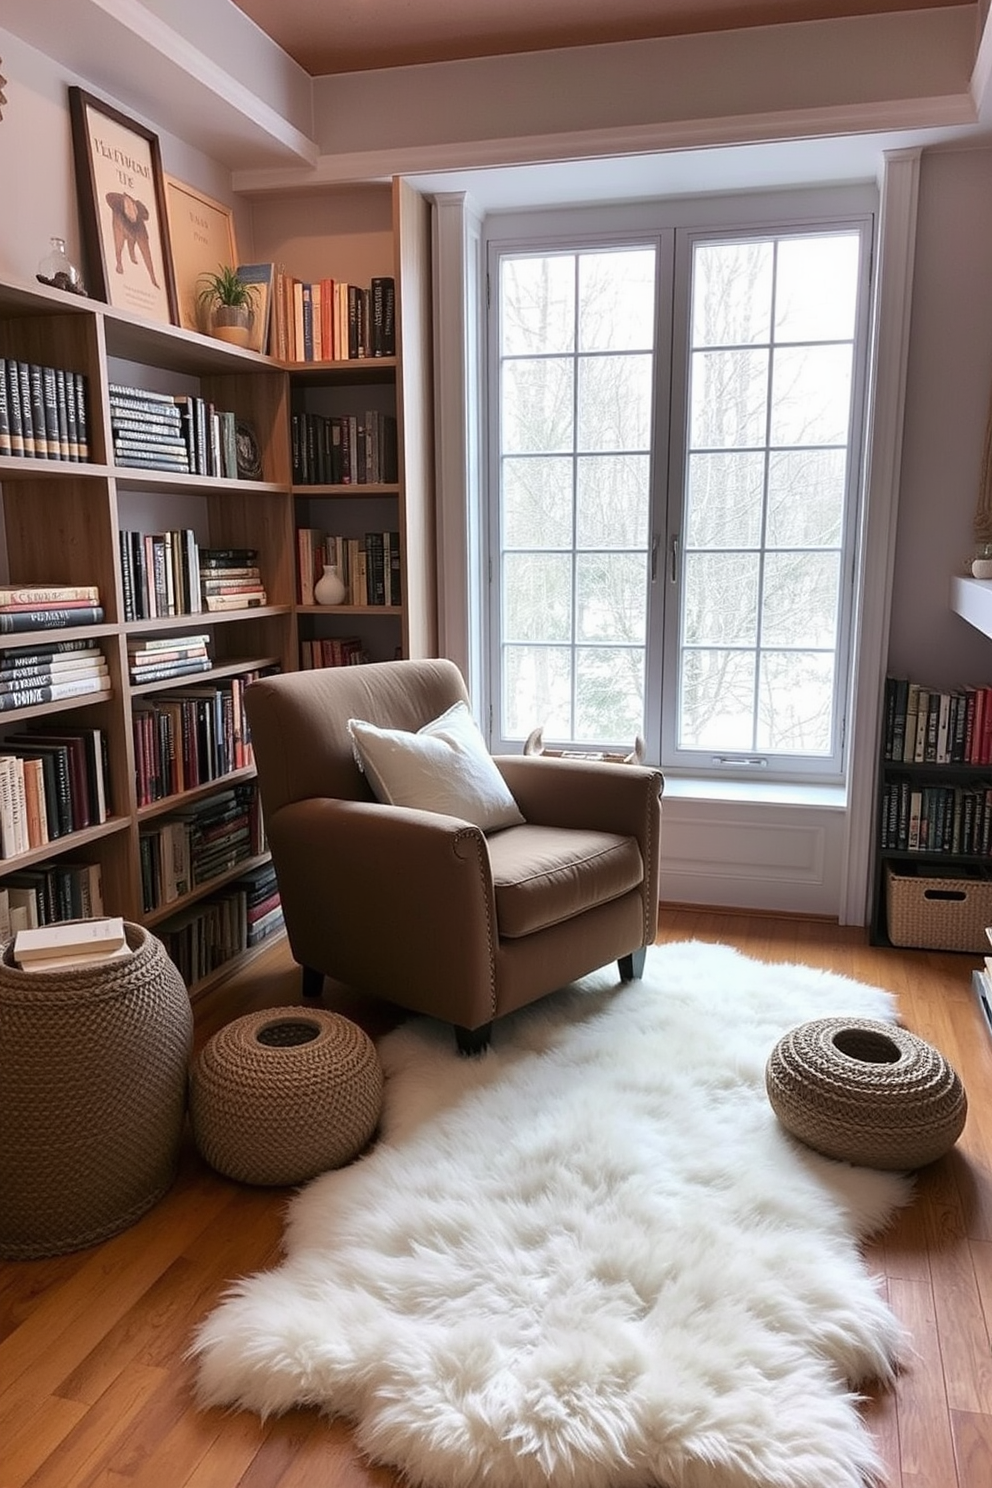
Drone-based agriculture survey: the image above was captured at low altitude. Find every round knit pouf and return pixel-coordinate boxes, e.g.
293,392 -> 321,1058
189,1007 -> 383,1186
0,923 -> 193,1259
766,1017 -> 967,1170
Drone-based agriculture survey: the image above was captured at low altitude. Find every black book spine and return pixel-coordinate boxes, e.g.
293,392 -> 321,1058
119,528 -> 135,623
0,360 -> 10,456
54,367 -> 70,459
74,373 -> 89,460
0,607 -> 105,633
18,362 -> 36,456
5,360 -> 24,457
29,363 -> 51,458
41,365 -> 60,460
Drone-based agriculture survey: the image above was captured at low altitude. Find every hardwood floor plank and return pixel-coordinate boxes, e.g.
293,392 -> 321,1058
19,1364 -> 167,1488
1,1395 -> 88,1485
886,1276 -> 958,1485
950,1407 -> 992,1488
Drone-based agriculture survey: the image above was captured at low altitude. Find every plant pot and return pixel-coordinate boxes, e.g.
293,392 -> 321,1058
209,304 -> 253,347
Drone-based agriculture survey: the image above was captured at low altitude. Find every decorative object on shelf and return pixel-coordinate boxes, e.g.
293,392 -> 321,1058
36,236 -> 87,296
189,1007 -> 383,1186
234,418 -> 263,480
972,541 -> 992,579
0,921 -> 192,1258
766,1015 -> 967,1169
67,87 -> 177,326
523,724 -> 646,764
196,264 -> 258,348
162,176 -> 238,333
313,563 -> 347,606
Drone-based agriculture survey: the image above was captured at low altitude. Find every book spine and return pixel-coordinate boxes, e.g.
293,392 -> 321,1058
53,367 -> 71,459
18,362 -> 36,456
0,359 -> 10,457
0,607 -> 105,633
5,360 -> 24,457
0,676 -> 111,711
41,365 -> 60,460
0,585 -> 101,606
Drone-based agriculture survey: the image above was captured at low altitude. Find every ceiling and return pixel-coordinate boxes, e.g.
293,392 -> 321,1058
231,0 -> 969,77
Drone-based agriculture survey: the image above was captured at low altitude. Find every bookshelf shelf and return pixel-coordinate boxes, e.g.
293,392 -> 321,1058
0,814 -> 129,872
143,849 -> 271,927
135,766 -> 259,822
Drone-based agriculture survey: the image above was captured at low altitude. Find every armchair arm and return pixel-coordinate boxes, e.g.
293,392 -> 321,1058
266,797 -> 499,1028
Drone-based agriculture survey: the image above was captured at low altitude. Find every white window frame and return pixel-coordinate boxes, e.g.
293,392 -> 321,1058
483,184 -> 878,785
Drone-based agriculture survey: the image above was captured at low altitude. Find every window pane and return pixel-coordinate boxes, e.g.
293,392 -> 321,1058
679,649 -> 756,749
761,551 -> 840,647
775,235 -> 859,342
576,553 -> 647,643
692,241 -> 773,347
503,456 -> 574,548
690,349 -> 768,448
503,553 -> 572,642
770,344 -> 852,447
503,645 -> 572,738
501,256 -> 575,355
757,651 -> 835,752
578,249 -> 656,352
685,451 -> 765,548
576,646 -> 645,741
576,454 -> 650,548
502,357 -> 573,453
577,353 -> 653,451
766,450 -> 846,547
684,551 -> 759,646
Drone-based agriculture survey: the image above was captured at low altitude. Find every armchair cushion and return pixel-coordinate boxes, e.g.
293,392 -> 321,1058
487,824 -> 644,938
347,701 -> 525,833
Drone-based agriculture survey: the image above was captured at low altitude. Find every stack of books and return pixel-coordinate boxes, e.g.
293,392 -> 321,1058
109,384 -> 190,473
0,583 -> 104,636
139,782 -> 262,911
270,273 -> 395,363
128,634 -> 212,687
0,639 -> 108,714
155,861 -> 283,986
199,549 -> 266,611
0,358 -> 89,462
132,667 -> 266,805
12,915 -> 129,974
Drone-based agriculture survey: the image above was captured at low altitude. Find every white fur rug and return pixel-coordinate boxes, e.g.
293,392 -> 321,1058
190,941 -> 915,1488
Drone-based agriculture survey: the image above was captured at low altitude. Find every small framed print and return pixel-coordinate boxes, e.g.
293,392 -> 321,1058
68,87 -> 177,325
163,176 -> 239,333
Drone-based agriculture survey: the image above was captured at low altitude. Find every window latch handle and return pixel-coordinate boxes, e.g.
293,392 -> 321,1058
670,534 -> 679,584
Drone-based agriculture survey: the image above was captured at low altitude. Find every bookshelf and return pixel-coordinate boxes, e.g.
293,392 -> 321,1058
0,179 -> 437,995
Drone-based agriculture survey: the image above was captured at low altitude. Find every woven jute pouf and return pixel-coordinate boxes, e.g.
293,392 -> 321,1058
189,1007 -> 383,1186
0,923 -> 193,1259
766,1016 -> 967,1170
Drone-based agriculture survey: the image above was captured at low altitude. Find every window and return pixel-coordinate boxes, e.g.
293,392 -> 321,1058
487,194 -> 874,784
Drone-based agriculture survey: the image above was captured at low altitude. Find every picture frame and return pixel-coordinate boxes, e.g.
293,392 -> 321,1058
68,87 -> 177,325
163,176 -> 239,334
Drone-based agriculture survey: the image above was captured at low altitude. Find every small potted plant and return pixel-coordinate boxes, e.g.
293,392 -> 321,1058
196,265 -> 258,347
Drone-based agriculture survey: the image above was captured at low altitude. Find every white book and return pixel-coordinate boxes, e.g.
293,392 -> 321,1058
14,914 -> 125,963
17,941 -> 133,974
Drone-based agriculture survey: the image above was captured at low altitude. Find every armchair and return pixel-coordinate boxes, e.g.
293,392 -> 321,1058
244,659 -> 664,1052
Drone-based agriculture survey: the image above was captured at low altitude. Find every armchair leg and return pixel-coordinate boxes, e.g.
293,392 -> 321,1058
455,1022 -> 492,1056
618,947 -> 647,982
301,965 -> 324,999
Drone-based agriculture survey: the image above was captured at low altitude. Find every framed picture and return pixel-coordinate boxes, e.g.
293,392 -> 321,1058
163,176 -> 239,334
68,87 -> 177,325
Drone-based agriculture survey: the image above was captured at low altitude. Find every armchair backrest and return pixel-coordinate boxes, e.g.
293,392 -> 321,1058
244,658 -> 472,816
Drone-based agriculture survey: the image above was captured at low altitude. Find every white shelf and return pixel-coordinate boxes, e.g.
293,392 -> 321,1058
950,575 -> 992,642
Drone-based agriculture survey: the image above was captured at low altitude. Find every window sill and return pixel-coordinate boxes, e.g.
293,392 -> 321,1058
660,775 -> 847,811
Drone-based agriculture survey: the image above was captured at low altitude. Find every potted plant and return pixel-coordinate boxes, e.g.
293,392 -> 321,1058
197,265 -> 258,347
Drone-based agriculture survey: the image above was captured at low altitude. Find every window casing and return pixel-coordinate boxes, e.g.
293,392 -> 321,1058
485,187 -> 876,785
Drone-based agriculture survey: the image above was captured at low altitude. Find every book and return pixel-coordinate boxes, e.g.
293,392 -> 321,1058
15,941 -> 132,974
0,675 -> 111,711
0,606 -> 105,633
234,263 -> 276,355
14,914 -> 126,962
5,359 -> 23,457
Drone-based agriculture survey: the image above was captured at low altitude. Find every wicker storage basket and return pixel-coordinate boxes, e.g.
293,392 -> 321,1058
885,863 -> 992,952
0,922 -> 193,1259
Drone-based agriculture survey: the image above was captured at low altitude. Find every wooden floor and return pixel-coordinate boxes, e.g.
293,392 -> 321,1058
2,909 -> 991,1487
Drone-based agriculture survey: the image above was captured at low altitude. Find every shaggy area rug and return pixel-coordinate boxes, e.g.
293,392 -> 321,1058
190,940 -> 915,1488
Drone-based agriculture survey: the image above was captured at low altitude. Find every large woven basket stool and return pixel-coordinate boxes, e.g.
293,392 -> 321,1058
189,1007 -> 383,1186
766,1016 -> 967,1170
0,923 -> 193,1259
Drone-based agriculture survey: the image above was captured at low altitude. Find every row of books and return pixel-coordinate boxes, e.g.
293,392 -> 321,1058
128,634 -> 212,688
879,777 -> 992,855
299,637 -> 366,669
132,669 -> 269,807
0,358 -> 90,461
297,529 -> 401,607
883,675 -> 992,765
0,860 -> 104,934
0,641 -> 109,712
0,723 -> 110,859
139,783 -> 265,912
272,272 -> 396,363
109,383 -> 240,478
155,861 -> 283,987
119,533 -> 265,619
291,410 -> 398,486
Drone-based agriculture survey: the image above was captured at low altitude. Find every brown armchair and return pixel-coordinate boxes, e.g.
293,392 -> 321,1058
244,659 -> 664,1052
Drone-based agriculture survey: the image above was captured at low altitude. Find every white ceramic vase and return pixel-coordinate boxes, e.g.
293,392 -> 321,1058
314,564 -> 346,605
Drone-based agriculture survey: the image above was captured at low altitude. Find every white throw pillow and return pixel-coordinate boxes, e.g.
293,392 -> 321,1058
347,701 -> 525,832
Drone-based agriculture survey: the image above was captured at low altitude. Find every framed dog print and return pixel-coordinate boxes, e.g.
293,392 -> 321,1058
68,87 -> 177,325
163,176 -> 239,334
